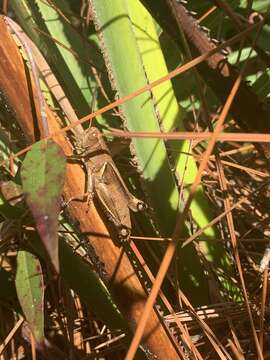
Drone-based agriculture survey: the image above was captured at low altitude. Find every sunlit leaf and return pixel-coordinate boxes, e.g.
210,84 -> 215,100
21,139 -> 66,272
15,250 -> 44,343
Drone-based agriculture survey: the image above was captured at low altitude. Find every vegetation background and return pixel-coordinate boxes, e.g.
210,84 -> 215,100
0,0 -> 269,359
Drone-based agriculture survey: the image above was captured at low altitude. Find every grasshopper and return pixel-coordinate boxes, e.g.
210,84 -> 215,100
75,127 -> 145,239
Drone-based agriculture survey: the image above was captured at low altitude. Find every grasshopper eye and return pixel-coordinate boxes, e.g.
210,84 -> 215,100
88,127 -> 99,137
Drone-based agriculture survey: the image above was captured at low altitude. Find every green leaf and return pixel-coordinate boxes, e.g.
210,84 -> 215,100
91,0 -> 179,235
127,0 -> 211,301
21,139 -> 66,272
15,250 -> 44,343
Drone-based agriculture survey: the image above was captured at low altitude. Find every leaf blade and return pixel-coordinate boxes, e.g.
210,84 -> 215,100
15,250 -> 44,343
21,139 -> 66,272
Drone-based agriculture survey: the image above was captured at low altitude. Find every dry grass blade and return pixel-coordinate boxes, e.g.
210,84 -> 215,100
107,129 -> 270,143
0,317 -> 24,355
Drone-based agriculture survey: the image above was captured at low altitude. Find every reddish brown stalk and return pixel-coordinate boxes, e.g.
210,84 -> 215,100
168,0 -> 229,77
2,130 -> 270,171
107,130 -> 270,143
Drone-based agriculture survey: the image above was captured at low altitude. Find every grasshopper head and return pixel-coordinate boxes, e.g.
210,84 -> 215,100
82,127 -> 101,152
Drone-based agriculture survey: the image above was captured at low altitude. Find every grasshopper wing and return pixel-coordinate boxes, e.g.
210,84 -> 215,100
94,163 -> 132,231
105,162 -> 145,213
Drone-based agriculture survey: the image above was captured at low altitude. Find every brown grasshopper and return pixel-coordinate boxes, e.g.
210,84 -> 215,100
75,127 -> 145,239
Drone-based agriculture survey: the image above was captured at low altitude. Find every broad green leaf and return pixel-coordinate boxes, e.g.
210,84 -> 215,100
21,139 -> 66,272
91,0 -> 179,235
92,0 -> 238,302
15,250 -> 44,343
127,0 -> 209,301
